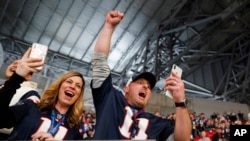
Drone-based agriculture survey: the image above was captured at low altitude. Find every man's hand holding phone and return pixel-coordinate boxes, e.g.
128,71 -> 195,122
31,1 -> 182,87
165,64 -> 183,99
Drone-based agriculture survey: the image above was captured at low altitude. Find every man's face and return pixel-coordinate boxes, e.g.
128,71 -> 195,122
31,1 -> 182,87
124,78 -> 152,109
5,60 -> 19,80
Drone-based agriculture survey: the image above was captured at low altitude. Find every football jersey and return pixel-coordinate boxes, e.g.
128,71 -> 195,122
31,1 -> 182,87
8,98 -> 82,140
91,74 -> 174,140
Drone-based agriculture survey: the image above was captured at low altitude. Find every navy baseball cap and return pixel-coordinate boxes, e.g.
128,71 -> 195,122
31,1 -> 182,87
127,72 -> 156,89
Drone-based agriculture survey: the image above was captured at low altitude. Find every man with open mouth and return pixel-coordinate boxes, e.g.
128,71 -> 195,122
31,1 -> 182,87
91,10 -> 191,141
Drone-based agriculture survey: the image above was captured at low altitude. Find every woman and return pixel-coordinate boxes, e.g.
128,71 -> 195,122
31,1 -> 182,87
0,48 -> 85,140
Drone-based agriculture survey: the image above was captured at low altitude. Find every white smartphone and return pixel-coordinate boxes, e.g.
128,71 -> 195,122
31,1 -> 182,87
165,64 -> 183,99
29,43 -> 48,70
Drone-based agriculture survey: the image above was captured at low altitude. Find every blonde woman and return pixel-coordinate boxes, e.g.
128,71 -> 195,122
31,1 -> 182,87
0,48 -> 85,140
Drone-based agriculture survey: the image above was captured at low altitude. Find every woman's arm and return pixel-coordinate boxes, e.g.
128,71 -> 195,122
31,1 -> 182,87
0,73 -> 25,128
0,48 -> 43,128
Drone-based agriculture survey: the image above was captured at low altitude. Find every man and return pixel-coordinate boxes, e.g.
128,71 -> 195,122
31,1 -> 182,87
0,55 -> 40,139
91,11 -> 191,140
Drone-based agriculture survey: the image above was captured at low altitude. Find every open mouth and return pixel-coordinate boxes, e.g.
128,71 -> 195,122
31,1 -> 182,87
139,92 -> 146,99
65,91 -> 74,97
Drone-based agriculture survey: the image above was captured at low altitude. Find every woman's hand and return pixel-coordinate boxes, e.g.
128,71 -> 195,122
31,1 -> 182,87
15,48 -> 44,80
31,131 -> 55,141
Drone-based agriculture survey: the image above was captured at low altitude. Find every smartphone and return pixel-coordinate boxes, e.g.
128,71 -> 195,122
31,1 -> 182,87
165,64 -> 183,99
171,64 -> 182,77
29,43 -> 48,70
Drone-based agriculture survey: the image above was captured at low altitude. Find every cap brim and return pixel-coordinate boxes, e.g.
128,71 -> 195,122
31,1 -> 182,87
132,72 -> 156,89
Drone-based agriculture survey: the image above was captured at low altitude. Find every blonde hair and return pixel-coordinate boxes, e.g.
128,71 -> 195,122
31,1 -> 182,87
38,71 -> 85,128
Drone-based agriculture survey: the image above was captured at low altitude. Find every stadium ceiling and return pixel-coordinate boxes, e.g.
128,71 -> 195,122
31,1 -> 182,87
0,0 -> 250,106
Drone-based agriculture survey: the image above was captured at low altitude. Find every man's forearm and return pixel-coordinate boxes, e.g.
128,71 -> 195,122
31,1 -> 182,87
92,53 -> 110,88
94,23 -> 115,55
174,107 -> 191,141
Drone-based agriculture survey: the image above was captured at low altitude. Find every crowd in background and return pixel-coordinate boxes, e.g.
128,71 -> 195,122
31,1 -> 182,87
79,110 -> 96,140
79,109 -> 250,140
157,110 -> 250,141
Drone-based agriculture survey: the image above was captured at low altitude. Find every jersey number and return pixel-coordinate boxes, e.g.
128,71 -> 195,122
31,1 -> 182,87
119,106 -> 149,139
35,117 -> 67,140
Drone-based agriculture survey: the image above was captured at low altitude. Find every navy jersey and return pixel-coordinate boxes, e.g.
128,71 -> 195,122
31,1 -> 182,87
91,74 -> 174,140
8,99 -> 82,140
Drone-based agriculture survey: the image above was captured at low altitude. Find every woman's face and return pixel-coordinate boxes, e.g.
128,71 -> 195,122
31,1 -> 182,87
58,76 -> 83,107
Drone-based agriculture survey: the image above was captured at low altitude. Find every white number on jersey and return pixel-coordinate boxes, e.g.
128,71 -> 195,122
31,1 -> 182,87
119,106 -> 149,139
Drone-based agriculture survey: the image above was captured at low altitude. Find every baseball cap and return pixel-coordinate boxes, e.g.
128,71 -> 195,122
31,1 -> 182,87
126,72 -> 156,90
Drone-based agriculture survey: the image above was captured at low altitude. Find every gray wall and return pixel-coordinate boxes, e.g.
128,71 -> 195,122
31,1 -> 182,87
146,92 -> 250,118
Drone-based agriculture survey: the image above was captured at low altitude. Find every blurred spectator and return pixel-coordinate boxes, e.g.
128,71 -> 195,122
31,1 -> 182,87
204,118 -> 215,131
211,127 -> 222,141
244,113 -> 250,125
154,111 -> 161,117
190,112 -> 199,139
237,110 -> 244,121
166,113 -> 176,127
196,113 -> 206,132
84,127 -> 94,140
79,112 -> 95,139
228,110 -> 237,123
198,130 -> 210,141
79,111 -> 86,137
